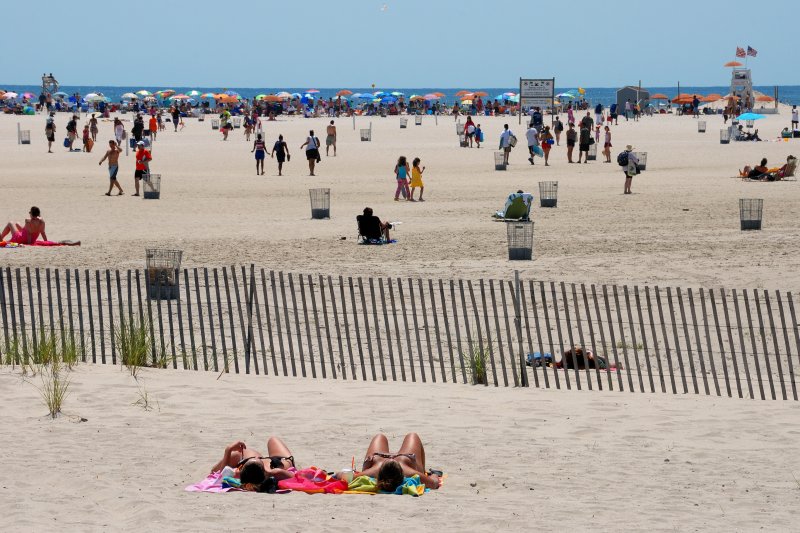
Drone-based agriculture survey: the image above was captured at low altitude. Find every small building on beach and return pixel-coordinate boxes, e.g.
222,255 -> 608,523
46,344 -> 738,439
616,86 -> 650,110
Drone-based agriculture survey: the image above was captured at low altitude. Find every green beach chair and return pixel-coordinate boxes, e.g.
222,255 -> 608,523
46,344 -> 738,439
493,193 -> 533,221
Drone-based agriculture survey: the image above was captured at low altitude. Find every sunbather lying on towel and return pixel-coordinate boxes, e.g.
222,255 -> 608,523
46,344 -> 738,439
0,206 -> 80,246
556,346 -> 620,370
210,437 -> 298,492
351,432 -> 440,491
740,158 -> 769,179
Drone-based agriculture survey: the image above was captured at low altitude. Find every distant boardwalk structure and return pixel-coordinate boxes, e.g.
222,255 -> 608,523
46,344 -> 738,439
0,266 -> 797,401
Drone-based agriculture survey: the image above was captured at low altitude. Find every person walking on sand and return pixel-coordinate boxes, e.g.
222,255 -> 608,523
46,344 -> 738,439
792,105 -> 798,130
553,116 -> 564,146
602,125 -> 612,163
499,124 -> 515,165
300,130 -> 321,176
98,140 -> 124,196
132,113 -> 144,142
270,134 -> 289,176
45,112 -> 56,153
566,123 -> 577,163
409,157 -> 425,201
133,141 -> 152,196
114,118 -> 125,147
622,145 -> 638,194
594,102 -> 603,127
540,126 -> 554,166
171,106 -> 180,132
149,114 -> 158,141
526,122 -> 539,165
65,115 -> 78,151
578,121 -> 591,163
474,123 -> 482,148
89,113 -> 99,142
326,120 -> 337,156
252,133 -> 267,175
394,155 -> 412,201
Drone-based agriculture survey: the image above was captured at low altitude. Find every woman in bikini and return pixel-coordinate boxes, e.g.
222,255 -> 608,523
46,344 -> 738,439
210,436 -> 297,493
354,433 -> 440,492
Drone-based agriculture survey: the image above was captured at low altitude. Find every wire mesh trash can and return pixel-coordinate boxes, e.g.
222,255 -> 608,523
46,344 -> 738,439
233,117 -> 242,129
459,133 -> 468,147
309,188 -> 331,219
633,151 -> 647,171
455,122 -> 462,135
19,130 -> 30,144
720,128 -> 730,144
539,181 -> 558,208
400,118 -> 408,128
745,120 -> 754,129
415,116 -> 422,126
698,121 -> 706,133
739,198 -> 763,231
587,143 -> 597,160
198,113 -> 205,122
506,221 -> 534,260
146,249 -> 183,300
142,174 -> 161,199
360,128 -> 371,141
211,119 -> 220,130
494,151 -> 507,171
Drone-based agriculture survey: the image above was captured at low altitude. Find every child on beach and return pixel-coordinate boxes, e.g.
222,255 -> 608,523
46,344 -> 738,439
394,156 -> 412,201
82,124 -> 92,152
409,158 -> 425,201
475,124 -> 482,148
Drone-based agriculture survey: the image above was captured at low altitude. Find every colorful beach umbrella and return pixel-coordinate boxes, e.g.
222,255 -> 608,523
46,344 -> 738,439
649,93 -> 669,99
53,91 -> 68,97
121,92 -> 138,100
423,93 -> 439,100
703,94 -> 722,102
21,92 -> 36,99
169,94 -> 190,100
473,91 -> 488,97
305,89 -> 320,94
755,95 -> 774,102
187,90 -> 201,97
336,89 -> 353,96
276,91 -> 292,99
390,91 -> 404,96
455,90 -> 471,96
724,61 -> 743,67
2,92 -> 18,100
136,90 -> 152,96
736,112 -> 765,121
200,93 -> 215,99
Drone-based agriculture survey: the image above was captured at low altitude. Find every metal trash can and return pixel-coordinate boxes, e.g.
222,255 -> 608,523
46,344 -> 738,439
506,221 -> 534,260
720,128 -> 730,144
698,120 -> 706,133
494,151 -> 506,171
739,198 -> 763,231
633,151 -> 647,171
146,249 -> 183,300
309,188 -> 331,219
233,117 -> 242,129
142,174 -> 161,199
587,142 -> 597,161
19,130 -> 31,144
459,133 -> 468,147
539,181 -> 558,208
415,116 -> 422,126
211,119 -> 220,130
400,118 -> 408,128
360,128 -> 371,141
455,122 -> 462,135
198,112 -> 205,122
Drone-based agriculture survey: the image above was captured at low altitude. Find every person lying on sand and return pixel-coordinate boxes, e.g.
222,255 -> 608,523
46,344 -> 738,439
741,158 -> 769,179
556,346 -> 620,370
210,437 -> 297,492
351,432 -> 440,491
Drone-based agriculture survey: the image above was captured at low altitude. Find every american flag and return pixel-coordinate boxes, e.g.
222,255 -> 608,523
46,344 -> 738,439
747,46 -> 758,57
736,47 -> 746,58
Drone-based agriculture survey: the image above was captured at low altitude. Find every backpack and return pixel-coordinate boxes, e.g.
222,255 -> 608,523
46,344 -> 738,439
617,151 -> 629,167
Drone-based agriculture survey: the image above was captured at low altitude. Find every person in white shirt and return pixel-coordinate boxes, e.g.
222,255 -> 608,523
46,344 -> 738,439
499,124 -> 514,165
300,129 -> 321,176
525,124 -> 539,165
792,105 -> 798,130
623,145 -> 639,195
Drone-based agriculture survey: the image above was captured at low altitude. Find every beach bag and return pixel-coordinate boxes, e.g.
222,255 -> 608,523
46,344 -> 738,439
63,138 -> 70,148
479,131 -> 484,142
509,134 -> 517,147
533,146 -> 544,157
617,152 -> 629,167
588,137 -> 595,145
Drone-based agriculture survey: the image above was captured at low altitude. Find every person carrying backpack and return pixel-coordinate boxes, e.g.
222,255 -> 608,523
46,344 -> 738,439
618,145 -> 639,195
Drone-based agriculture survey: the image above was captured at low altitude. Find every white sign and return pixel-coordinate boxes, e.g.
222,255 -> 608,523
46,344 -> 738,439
519,78 -> 554,109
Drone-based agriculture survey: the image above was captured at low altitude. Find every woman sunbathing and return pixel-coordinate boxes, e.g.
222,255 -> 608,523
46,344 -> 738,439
353,432 -> 440,491
741,158 -> 769,179
210,436 -> 297,492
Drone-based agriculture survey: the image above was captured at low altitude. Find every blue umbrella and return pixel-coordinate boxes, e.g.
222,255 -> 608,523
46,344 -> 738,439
736,112 -> 765,121
381,96 -> 397,104
390,91 -> 404,96
357,93 -> 374,99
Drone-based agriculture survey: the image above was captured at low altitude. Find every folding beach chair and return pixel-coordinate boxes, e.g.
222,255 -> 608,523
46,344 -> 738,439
493,193 -> 533,221
356,215 -> 390,244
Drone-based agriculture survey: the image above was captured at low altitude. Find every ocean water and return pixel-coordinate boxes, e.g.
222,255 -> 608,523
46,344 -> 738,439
1,84 -> 798,106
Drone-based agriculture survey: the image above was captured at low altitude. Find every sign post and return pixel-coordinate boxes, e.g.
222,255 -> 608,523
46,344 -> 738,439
519,78 -> 555,125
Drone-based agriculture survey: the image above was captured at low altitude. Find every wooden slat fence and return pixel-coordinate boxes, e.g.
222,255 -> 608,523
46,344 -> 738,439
0,266 -> 797,401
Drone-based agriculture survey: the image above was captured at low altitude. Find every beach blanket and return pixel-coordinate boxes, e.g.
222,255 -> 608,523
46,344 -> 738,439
278,467 -> 348,494
0,240 -> 80,248
185,471 -> 240,493
344,474 -> 428,496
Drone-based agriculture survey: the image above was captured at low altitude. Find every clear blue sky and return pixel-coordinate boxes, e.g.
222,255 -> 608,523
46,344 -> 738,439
1,0 -> 795,88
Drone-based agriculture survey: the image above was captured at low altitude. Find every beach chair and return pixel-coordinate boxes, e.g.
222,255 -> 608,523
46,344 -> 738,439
493,193 -> 533,221
356,215 -> 390,244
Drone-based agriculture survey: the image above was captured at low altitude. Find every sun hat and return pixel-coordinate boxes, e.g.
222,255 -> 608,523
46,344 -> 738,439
137,140 -> 145,146
626,144 -> 634,151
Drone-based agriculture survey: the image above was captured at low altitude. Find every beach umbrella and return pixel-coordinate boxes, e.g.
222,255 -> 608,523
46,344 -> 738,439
222,90 -> 239,96
121,92 -> 138,100
200,92 -> 215,99
703,94 -> 722,102
255,94 -> 268,100
300,95 -> 314,104
508,95 -> 520,103
410,95 -> 424,101
169,94 -> 190,100
136,90 -> 152,96
423,93 -> 439,100
53,91 -> 68,97
473,91 -> 488,97
461,99 -> 473,106
276,91 -> 292,99
358,93 -> 375,99
391,91 -> 404,96
455,90 -> 471,96
649,93 -> 669,99
85,93 -> 107,102
21,92 -> 36,99
2,92 -> 18,100
290,92 -> 302,99
503,92 -> 517,97
262,95 -> 283,102
305,89 -> 320,94
724,61 -> 743,67
336,89 -> 353,96
736,112 -> 766,121
187,90 -> 201,97
381,96 -> 397,104
216,94 -> 239,103
755,95 -> 774,102
556,92 -> 576,99
156,89 -> 175,97
373,91 -> 387,97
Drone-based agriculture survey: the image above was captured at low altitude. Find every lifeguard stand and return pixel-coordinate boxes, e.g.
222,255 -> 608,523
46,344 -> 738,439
41,73 -> 59,95
730,68 -> 752,106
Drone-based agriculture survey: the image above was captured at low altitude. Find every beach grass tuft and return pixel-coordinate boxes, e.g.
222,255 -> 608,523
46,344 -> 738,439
466,343 -> 488,385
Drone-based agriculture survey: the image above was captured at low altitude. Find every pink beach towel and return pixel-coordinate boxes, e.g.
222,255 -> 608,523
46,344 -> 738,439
185,471 -> 238,493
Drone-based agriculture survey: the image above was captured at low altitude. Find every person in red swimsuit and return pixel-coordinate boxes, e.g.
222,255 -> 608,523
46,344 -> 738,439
1,206 -> 47,244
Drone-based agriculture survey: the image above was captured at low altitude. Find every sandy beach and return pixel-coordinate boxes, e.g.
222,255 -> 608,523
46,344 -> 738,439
2,104 -> 800,531
1,364 -> 799,532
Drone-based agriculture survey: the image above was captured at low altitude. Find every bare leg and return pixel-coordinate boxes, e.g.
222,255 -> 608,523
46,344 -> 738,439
266,436 -> 295,469
1,222 -> 18,241
418,186 -> 424,201
397,432 -> 426,472
363,433 -> 390,468
309,159 -> 315,176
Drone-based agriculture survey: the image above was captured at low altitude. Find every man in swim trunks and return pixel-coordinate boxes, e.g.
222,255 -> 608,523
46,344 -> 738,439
209,437 -> 298,492
326,120 -> 337,156
133,141 -> 152,196
352,433 -> 440,491
1,206 -> 47,245
99,140 -> 124,196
